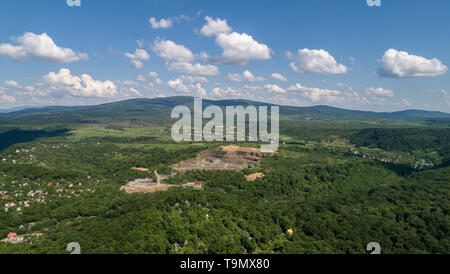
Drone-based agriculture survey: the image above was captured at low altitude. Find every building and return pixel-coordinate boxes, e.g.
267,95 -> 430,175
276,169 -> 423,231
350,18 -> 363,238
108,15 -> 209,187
183,181 -> 203,188
7,232 -> 17,239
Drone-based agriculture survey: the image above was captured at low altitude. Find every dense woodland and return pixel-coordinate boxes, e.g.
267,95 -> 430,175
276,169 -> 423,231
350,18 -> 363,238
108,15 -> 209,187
0,97 -> 448,254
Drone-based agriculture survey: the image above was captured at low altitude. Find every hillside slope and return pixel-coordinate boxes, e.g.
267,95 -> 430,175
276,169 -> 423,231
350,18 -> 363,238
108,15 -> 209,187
1,97 -> 449,127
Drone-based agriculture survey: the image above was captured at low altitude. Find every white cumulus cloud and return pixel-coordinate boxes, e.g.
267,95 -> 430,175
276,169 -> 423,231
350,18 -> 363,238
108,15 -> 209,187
136,72 -> 162,83
288,83 -> 343,103
43,68 -> 117,97
377,49 -> 447,77
200,16 -> 232,37
0,32 -> 88,63
0,94 -> 16,104
168,62 -> 219,76
153,39 -> 218,76
191,83 -> 207,97
125,48 -> 150,69
153,39 -> 195,63
270,73 -> 287,82
211,87 -> 240,99
149,17 -> 173,29
167,78 -> 207,97
228,70 -> 264,82
167,78 -> 189,93
179,75 -> 209,84
3,80 -> 20,88
209,32 -> 271,65
365,87 -> 394,97
264,84 -> 286,94
289,49 -> 347,74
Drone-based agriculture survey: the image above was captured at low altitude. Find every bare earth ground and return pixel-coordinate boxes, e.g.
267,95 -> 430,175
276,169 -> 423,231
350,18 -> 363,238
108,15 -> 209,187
122,145 -> 272,193
172,145 -> 272,171
120,178 -> 175,194
131,167 -> 149,172
245,172 -> 265,182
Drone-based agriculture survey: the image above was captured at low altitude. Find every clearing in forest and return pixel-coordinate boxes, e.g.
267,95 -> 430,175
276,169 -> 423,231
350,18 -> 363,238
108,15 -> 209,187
122,146 -> 272,194
131,167 -> 149,172
120,178 -> 175,194
245,172 -> 265,181
172,145 -> 273,171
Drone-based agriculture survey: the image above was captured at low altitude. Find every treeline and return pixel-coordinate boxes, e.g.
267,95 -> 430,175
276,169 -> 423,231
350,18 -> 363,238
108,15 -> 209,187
351,128 -> 450,152
0,128 -> 70,152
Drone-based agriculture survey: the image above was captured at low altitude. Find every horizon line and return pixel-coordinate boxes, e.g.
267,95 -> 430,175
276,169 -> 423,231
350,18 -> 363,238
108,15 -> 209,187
0,96 -> 449,115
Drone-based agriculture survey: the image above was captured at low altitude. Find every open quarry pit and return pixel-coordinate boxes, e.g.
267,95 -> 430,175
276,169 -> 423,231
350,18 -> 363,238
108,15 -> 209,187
172,145 -> 273,171
122,145 -> 272,194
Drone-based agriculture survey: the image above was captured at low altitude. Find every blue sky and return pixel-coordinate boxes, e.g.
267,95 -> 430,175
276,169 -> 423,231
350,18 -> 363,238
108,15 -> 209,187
0,0 -> 449,112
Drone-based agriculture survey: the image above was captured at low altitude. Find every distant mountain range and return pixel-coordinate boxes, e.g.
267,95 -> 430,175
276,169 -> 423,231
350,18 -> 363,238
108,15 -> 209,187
0,97 -> 449,125
0,106 -> 36,113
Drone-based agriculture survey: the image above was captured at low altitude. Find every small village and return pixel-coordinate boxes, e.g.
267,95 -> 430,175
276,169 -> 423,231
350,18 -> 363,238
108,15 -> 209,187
347,147 -> 433,171
1,176 -> 98,214
0,173 -> 99,244
0,144 -> 100,244
1,144 -> 70,165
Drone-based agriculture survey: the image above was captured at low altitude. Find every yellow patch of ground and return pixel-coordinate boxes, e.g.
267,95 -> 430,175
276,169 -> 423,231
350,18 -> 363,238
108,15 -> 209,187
245,172 -> 265,182
221,145 -> 274,154
131,167 -> 149,172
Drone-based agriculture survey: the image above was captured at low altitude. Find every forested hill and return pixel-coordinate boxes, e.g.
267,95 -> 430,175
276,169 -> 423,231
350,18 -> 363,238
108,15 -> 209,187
0,96 -> 449,126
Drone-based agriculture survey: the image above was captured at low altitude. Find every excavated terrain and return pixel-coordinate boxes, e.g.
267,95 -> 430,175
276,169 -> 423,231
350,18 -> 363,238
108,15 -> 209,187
172,145 -> 273,171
